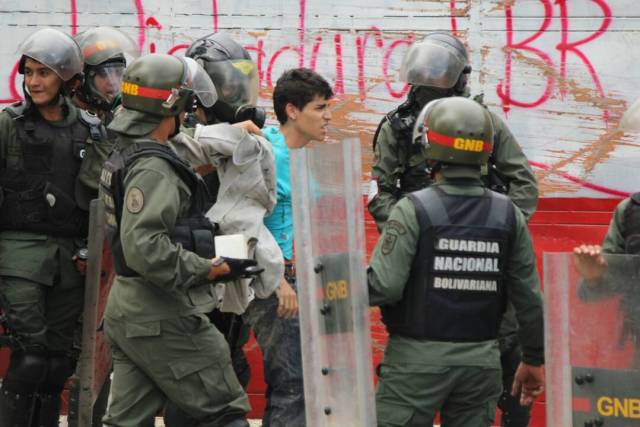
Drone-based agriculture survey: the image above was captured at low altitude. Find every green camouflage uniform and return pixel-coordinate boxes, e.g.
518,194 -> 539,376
101,135 -> 250,427
368,170 -> 544,427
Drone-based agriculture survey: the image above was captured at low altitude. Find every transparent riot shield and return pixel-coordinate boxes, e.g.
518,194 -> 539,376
291,138 -> 376,426
68,199 -> 113,427
545,252 -> 640,426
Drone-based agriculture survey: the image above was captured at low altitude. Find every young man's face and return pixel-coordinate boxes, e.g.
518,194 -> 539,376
24,58 -> 62,106
289,95 -> 332,147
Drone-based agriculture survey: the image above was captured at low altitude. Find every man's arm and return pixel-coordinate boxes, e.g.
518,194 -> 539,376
368,120 -> 402,231
506,208 -> 545,366
491,112 -> 539,221
367,198 -> 419,306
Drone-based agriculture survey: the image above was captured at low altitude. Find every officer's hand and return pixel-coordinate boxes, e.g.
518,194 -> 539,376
233,120 -> 263,136
511,362 -> 545,406
276,277 -> 298,318
208,257 -> 264,283
573,244 -> 607,284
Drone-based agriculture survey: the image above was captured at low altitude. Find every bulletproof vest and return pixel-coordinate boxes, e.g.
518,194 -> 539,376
623,193 -> 640,254
381,186 -> 514,341
0,102 -> 103,237
101,140 -> 216,277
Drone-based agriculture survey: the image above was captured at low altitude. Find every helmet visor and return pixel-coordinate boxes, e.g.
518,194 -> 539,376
182,57 -> 218,108
400,40 -> 467,89
90,63 -> 126,103
202,58 -> 259,108
75,27 -> 140,66
19,28 -> 83,81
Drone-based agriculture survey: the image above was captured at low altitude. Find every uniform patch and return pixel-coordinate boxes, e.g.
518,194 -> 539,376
381,233 -> 398,255
126,187 -> 144,213
385,220 -> 407,235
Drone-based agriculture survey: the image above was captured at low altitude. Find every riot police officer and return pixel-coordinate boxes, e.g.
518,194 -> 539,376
368,97 -> 545,427
368,31 -> 539,427
100,53 -> 261,426
574,194 -> 640,367
73,26 -> 139,123
0,28 -> 106,426
163,32 -> 298,427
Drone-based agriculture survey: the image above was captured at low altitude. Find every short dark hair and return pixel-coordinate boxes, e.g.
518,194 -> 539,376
273,68 -> 333,125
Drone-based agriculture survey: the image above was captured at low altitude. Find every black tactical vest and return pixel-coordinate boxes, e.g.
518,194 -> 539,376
623,193 -> 640,254
381,186 -> 514,341
0,101 -> 103,237
100,140 -> 216,277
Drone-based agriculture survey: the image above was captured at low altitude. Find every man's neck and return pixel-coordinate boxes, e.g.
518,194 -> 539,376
281,123 -> 310,149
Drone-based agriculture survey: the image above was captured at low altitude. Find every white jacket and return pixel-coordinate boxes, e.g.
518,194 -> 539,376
170,124 -> 283,313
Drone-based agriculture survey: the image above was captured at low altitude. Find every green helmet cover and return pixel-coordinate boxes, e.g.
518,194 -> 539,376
120,54 -> 194,117
414,97 -> 494,165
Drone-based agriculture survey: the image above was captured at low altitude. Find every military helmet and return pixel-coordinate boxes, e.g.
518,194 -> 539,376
109,54 -> 217,136
18,28 -> 84,82
74,27 -> 140,110
413,97 -> 494,165
119,53 -> 217,116
186,32 -> 262,125
400,32 -> 471,91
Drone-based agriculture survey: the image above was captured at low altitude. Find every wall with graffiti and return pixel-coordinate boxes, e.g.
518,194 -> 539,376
1,0 -> 639,197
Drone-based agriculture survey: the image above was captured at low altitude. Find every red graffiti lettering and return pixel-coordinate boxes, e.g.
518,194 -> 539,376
497,0 -> 554,113
0,61 -> 22,104
133,0 -> 146,53
70,0 -> 78,36
309,35 -> 323,71
212,0 -> 219,33
333,34 -> 344,95
556,0 -> 612,123
383,38 -> 413,99
145,17 -> 163,53
450,0 -> 458,36
356,28 -> 384,101
245,40 -> 266,91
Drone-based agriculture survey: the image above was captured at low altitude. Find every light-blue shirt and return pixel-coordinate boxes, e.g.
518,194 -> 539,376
263,127 -> 294,260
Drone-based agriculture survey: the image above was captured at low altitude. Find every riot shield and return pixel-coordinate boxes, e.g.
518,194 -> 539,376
68,199 -> 113,427
545,252 -> 640,426
291,138 -> 376,426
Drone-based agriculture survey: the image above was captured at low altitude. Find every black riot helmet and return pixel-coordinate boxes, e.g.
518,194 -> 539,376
185,32 -> 265,127
400,32 -> 472,96
74,27 -> 140,112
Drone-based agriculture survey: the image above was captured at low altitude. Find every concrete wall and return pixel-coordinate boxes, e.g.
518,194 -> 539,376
1,0 -> 639,197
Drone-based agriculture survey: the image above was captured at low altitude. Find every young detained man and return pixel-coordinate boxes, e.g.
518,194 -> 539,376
243,68 -> 333,426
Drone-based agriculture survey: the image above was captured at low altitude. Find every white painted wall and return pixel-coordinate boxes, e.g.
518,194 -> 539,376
1,0 -> 639,197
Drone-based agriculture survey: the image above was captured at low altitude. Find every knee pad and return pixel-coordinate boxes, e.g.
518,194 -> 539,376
3,348 -> 48,393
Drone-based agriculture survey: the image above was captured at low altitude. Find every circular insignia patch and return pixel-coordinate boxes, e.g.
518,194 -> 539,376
126,187 -> 144,214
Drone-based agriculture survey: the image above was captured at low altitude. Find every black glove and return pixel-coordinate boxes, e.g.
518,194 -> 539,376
214,257 -> 264,283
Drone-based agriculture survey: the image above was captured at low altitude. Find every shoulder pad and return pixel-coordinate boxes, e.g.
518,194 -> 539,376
3,101 -> 27,119
79,109 -> 102,127
630,193 -> 640,205
387,107 -> 416,135
79,109 -> 107,141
